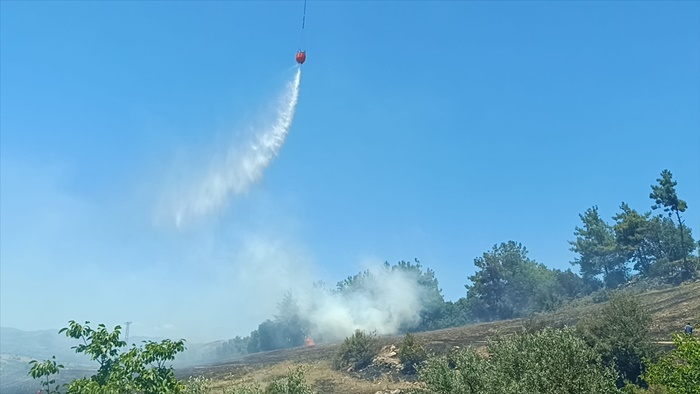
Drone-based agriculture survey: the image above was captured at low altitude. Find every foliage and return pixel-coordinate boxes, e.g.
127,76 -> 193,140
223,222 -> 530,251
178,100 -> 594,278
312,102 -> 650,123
623,383 -> 670,394
570,206 -> 629,288
264,366 -> 315,394
219,367 -> 313,394
28,320 -> 186,394
246,293 -> 310,354
398,333 -> 428,374
184,376 -> 213,394
613,203 -> 656,277
465,241 -> 579,322
28,356 -> 64,394
576,292 -> 656,387
217,336 -> 250,359
415,327 -> 620,394
332,329 -> 379,371
569,170 -> 697,289
415,347 -> 491,394
642,333 -> 700,394
222,383 -> 264,394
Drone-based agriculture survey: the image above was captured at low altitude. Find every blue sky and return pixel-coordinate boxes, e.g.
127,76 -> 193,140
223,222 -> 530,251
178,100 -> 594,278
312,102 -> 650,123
1,1 -> 699,343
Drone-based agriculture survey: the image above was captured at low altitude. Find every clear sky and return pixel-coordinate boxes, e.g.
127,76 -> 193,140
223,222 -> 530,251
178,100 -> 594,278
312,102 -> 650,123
1,1 -> 699,343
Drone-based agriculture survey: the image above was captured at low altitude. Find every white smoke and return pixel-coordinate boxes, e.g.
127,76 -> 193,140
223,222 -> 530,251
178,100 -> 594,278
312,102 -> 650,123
296,266 -> 427,342
166,67 -> 302,228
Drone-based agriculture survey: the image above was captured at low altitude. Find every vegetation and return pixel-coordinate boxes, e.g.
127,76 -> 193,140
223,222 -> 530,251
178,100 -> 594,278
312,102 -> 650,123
642,334 -> 700,394
398,333 -> 428,374
415,327 -> 621,394
332,329 -> 379,371
577,292 -> 657,387
183,367 -> 315,394
29,320 -> 186,394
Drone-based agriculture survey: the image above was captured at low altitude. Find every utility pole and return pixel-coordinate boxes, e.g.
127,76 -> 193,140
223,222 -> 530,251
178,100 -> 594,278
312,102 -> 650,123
124,321 -> 132,343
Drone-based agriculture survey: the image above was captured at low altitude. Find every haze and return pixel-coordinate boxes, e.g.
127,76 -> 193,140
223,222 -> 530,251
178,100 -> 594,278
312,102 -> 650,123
1,1 -> 699,344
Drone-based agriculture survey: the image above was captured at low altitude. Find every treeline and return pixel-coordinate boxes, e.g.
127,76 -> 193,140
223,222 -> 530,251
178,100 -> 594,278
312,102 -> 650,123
217,169 -> 699,358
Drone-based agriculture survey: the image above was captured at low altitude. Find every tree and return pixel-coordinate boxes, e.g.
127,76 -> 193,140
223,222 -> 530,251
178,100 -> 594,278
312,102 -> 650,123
644,217 -> 697,282
650,170 -> 692,279
465,241 -> 562,322
613,203 -> 655,277
570,206 -> 629,288
576,292 -> 656,387
28,320 -> 186,394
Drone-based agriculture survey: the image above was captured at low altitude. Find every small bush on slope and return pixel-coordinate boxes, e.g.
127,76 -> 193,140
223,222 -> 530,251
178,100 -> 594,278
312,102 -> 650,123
332,329 -> 379,371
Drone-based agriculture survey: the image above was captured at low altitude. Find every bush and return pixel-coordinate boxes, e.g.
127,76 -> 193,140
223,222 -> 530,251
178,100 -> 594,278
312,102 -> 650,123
415,327 -> 621,394
642,333 -> 700,394
221,366 -> 314,394
415,347 -> 490,394
184,376 -> 213,394
577,291 -> 656,387
264,366 -> 315,394
332,329 -> 379,371
398,333 -> 427,374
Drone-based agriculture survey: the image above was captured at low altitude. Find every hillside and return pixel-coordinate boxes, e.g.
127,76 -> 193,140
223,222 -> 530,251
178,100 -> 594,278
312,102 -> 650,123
177,281 -> 700,394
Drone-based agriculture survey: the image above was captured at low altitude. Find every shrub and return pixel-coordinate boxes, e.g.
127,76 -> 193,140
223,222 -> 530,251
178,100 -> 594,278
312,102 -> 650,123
415,327 -> 621,394
264,366 -> 315,394
221,367 -> 313,394
577,291 -> 656,387
487,327 -> 620,394
398,333 -> 427,374
642,333 -> 700,394
415,347 -> 490,394
332,329 -> 379,371
223,383 -> 264,394
184,376 -> 213,394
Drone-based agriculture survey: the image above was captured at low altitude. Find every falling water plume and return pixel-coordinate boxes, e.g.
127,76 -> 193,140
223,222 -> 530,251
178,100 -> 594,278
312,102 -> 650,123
170,67 -> 302,227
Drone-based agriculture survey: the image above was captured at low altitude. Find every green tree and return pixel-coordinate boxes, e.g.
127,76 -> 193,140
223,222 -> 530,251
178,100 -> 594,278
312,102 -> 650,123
613,203 -> 655,277
642,333 -> 700,394
644,217 -> 698,282
570,206 -> 629,288
576,292 -> 656,387
28,320 -> 186,394
649,169 -> 694,280
465,241 -> 563,322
